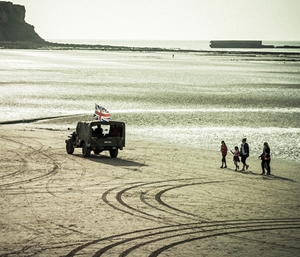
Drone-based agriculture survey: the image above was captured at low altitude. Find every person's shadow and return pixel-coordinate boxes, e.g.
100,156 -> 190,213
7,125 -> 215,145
234,168 -> 296,182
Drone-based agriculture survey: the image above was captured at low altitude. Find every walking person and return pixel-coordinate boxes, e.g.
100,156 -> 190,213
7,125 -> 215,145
220,141 -> 228,168
230,146 -> 240,171
240,138 -> 249,171
259,142 -> 271,175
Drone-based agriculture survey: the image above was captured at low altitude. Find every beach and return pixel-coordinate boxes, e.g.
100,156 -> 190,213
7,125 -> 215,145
0,122 -> 300,256
0,49 -> 300,256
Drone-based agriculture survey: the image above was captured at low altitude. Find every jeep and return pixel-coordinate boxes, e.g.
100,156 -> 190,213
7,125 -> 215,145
66,121 -> 125,158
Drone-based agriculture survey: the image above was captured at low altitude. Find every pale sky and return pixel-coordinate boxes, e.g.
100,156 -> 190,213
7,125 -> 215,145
13,0 -> 300,41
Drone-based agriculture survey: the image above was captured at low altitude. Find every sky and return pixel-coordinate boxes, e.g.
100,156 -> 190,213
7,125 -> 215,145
12,0 -> 300,41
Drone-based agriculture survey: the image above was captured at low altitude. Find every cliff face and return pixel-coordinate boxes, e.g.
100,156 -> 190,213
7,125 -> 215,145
0,1 -> 45,42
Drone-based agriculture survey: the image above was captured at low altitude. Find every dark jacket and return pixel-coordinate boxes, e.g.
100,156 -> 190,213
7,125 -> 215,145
240,143 -> 249,157
260,146 -> 270,160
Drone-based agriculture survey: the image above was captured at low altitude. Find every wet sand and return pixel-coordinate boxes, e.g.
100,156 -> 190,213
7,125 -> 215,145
1,49 -> 299,162
0,123 -> 299,256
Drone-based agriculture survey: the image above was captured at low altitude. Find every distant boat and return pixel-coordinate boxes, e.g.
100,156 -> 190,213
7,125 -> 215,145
209,40 -> 274,48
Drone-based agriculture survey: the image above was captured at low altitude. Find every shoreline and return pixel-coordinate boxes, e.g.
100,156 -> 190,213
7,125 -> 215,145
1,122 -> 299,170
1,120 -> 299,164
1,41 -> 300,57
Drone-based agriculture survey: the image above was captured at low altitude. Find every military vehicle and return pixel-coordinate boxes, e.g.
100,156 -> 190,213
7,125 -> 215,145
65,121 -> 125,158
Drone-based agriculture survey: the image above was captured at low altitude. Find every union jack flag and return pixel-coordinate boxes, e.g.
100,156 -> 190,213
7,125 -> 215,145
93,104 -> 111,122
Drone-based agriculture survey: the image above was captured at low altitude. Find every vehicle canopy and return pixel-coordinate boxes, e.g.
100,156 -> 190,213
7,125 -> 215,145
76,121 -> 125,139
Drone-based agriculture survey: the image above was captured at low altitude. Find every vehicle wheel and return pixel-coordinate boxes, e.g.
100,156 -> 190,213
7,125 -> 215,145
66,139 -> 74,154
94,149 -> 101,155
110,149 -> 118,158
82,142 -> 91,157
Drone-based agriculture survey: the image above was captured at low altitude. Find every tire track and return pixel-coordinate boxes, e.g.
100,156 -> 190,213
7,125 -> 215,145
0,133 -> 70,244
67,154 -> 127,193
101,182 -> 144,218
102,178 -> 225,224
21,166 -> 66,245
148,223 -> 300,257
14,136 -> 69,243
0,136 -> 31,182
63,219 -> 300,256
0,135 -> 58,188
102,179 -> 191,223
153,181 -> 225,220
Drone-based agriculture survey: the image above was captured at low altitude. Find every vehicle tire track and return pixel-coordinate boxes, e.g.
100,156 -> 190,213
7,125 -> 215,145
102,178 -> 225,224
148,224 -> 300,257
63,219 -> 300,257
0,136 -> 25,180
0,135 -> 58,188
0,133 -> 70,244
102,179 -> 194,223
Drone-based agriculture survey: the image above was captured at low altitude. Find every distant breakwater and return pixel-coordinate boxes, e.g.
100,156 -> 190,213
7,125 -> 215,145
209,40 -> 300,49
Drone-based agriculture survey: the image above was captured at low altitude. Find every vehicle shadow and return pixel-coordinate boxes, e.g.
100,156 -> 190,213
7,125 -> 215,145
72,153 -> 148,168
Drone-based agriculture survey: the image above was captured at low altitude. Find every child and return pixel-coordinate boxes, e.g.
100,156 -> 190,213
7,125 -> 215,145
231,146 -> 240,171
220,141 -> 228,168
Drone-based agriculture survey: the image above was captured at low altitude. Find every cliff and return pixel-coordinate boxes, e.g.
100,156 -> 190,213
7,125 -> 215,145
0,1 -> 45,43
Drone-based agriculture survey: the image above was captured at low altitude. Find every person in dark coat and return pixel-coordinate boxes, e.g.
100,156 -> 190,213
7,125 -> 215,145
259,142 -> 271,175
240,138 -> 249,171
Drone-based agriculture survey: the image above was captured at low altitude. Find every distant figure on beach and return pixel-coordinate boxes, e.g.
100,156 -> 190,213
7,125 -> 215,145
240,138 -> 249,171
259,142 -> 271,175
220,141 -> 228,168
230,146 -> 240,171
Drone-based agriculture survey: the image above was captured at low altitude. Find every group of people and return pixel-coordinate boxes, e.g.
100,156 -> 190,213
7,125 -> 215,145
220,138 -> 271,175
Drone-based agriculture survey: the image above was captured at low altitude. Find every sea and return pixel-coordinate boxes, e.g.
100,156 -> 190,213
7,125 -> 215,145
52,39 -> 300,53
0,39 -> 300,161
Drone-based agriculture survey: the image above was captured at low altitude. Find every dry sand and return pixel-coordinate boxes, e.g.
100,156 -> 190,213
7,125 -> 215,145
0,124 -> 299,257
